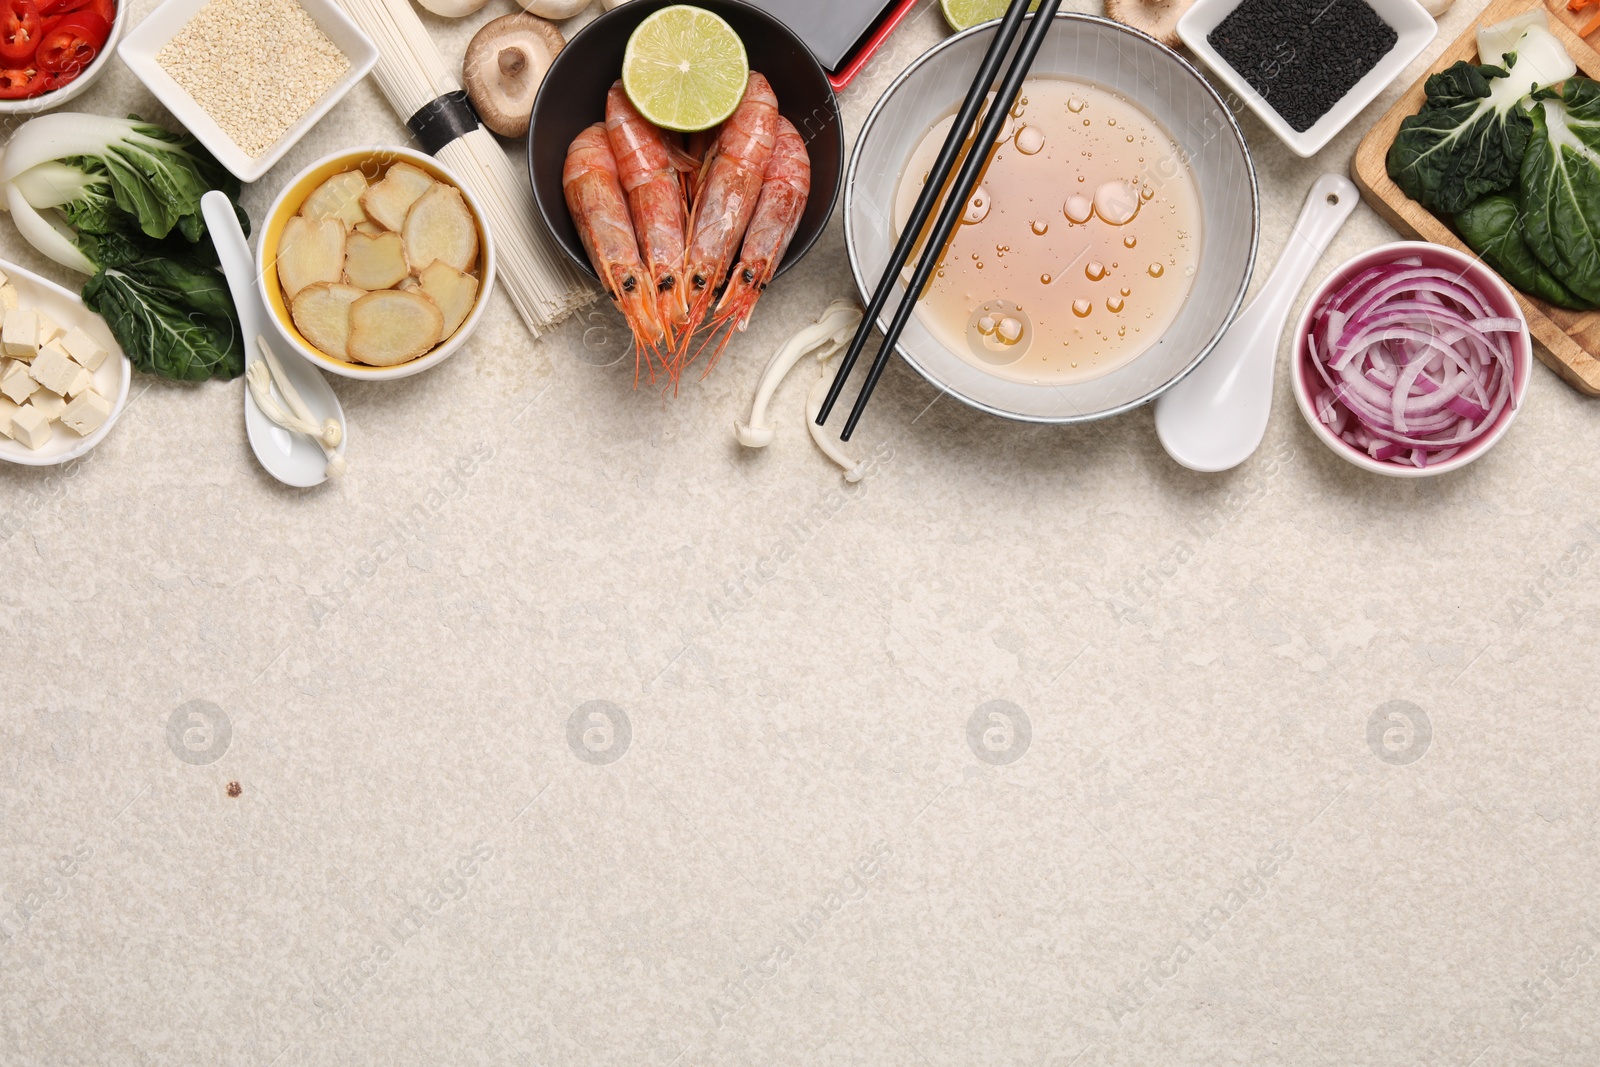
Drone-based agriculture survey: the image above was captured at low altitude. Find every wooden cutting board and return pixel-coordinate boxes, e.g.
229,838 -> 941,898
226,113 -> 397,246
1352,0 -> 1600,395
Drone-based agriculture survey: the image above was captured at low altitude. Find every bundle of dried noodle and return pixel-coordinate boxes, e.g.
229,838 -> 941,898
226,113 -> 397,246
339,0 -> 595,335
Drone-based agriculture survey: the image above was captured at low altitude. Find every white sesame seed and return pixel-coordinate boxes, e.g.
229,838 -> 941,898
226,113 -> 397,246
157,0 -> 351,159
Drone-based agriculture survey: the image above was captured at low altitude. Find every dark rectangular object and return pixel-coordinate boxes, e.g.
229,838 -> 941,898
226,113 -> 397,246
741,0 -> 918,87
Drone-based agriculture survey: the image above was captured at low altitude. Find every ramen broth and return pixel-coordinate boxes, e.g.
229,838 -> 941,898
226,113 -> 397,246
894,78 -> 1202,385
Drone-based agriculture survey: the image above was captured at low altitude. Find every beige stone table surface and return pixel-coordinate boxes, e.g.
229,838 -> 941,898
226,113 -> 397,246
3,0 -> 1598,1064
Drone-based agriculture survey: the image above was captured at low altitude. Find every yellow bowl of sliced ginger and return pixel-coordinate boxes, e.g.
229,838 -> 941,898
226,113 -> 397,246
258,146 -> 497,380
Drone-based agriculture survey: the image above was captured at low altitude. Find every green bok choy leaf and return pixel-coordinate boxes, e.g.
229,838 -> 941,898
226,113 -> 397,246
1520,79 -> 1600,306
1454,194 -> 1592,309
1387,59 -> 1536,215
0,113 -> 247,381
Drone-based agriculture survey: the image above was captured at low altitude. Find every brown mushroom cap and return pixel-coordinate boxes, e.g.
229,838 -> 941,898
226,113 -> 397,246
463,13 -> 565,139
1102,0 -> 1196,49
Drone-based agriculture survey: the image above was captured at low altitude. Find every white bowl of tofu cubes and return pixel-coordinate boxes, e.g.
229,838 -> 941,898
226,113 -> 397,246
0,261 -> 129,466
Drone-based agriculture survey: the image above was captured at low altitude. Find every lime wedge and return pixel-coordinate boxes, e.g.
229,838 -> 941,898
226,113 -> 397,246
940,0 -> 1040,32
622,5 -> 750,133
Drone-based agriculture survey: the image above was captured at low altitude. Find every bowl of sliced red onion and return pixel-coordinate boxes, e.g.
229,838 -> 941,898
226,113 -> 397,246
1292,241 -> 1532,478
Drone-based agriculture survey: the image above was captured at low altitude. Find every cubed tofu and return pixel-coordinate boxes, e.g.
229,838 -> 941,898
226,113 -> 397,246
10,404 -> 50,450
0,284 -> 17,311
0,397 -> 18,438
40,343 -> 93,397
63,365 -> 92,398
0,359 -> 36,403
36,313 -> 61,345
28,392 -> 65,421
59,390 -> 109,437
2,309 -> 40,359
29,346 -> 81,396
59,326 -> 107,372
37,339 -> 69,366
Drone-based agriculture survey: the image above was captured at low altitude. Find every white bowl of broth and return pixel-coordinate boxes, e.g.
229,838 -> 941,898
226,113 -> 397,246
846,13 -> 1259,423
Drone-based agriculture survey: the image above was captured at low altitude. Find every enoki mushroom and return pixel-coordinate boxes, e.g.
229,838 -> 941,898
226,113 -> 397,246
248,334 -> 346,479
735,299 -> 864,481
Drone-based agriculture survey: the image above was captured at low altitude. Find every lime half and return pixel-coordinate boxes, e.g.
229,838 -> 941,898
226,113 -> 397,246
940,0 -> 1041,32
622,5 -> 750,133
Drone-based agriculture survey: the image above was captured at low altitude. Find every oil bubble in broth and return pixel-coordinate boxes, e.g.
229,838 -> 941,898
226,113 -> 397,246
966,300 -> 1032,367
892,78 -> 1202,385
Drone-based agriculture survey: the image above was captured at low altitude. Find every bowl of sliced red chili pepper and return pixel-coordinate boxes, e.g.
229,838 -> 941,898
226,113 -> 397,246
0,0 -> 119,113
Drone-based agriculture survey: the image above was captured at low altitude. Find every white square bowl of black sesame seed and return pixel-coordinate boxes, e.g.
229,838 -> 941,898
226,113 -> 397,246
1177,0 -> 1437,158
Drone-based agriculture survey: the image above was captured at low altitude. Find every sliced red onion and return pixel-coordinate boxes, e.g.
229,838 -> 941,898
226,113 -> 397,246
1305,260 -> 1519,467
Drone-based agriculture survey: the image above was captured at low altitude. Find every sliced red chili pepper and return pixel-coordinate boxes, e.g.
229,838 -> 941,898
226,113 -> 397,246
38,0 -> 109,24
0,0 -> 43,65
34,9 -> 104,73
0,65 -> 54,98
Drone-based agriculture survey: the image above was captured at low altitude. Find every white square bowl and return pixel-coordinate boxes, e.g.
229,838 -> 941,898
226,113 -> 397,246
117,0 -> 378,184
1177,0 -> 1437,158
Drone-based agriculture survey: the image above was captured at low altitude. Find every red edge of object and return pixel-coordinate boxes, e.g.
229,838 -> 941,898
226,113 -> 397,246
828,0 -> 924,91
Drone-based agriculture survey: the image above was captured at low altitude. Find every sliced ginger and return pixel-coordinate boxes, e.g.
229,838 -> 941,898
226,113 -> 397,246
419,261 -> 480,339
291,283 -> 365,360
347,290 -> 444,367
345,232 -> 409,291
284,162 -> 481,367
403,183 -> 479,273
362,162 -> 437,232
301,170 -> 369,229
277,216 -> 347,300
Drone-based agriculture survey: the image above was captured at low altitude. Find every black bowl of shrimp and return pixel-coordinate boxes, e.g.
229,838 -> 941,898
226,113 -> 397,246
528,0 -> 843,379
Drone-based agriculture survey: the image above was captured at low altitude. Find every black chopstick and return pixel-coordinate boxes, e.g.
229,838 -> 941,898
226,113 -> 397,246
818,0 -> 1064,441
815,0 -> 1036,429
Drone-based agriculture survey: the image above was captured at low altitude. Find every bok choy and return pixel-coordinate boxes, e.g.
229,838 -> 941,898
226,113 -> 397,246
1386,60 -> 1536,215
1387,14 -> 1600,317
1454,194 -> 1590,309
0,113 -> 247,381
1387,21 -> 1576,215
1519,80 -> 1600,306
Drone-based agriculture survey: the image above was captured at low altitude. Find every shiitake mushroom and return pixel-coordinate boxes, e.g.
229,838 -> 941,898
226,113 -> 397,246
463,14 -> 565,138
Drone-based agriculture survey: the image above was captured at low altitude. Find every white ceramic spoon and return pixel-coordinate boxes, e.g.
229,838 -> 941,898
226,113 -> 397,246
202,191 -> 346,488
1155,173 -> 1359,473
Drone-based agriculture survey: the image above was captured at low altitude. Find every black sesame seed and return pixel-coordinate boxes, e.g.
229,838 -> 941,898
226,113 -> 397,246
1207,0 -> 1398,133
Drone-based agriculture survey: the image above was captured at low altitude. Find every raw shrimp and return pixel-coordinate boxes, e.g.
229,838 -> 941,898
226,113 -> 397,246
693,117 -> 811,372
563,123 -> 665,378
606,82 -> 691,335
684,126 -> 719,205
679,73 -> 779,361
